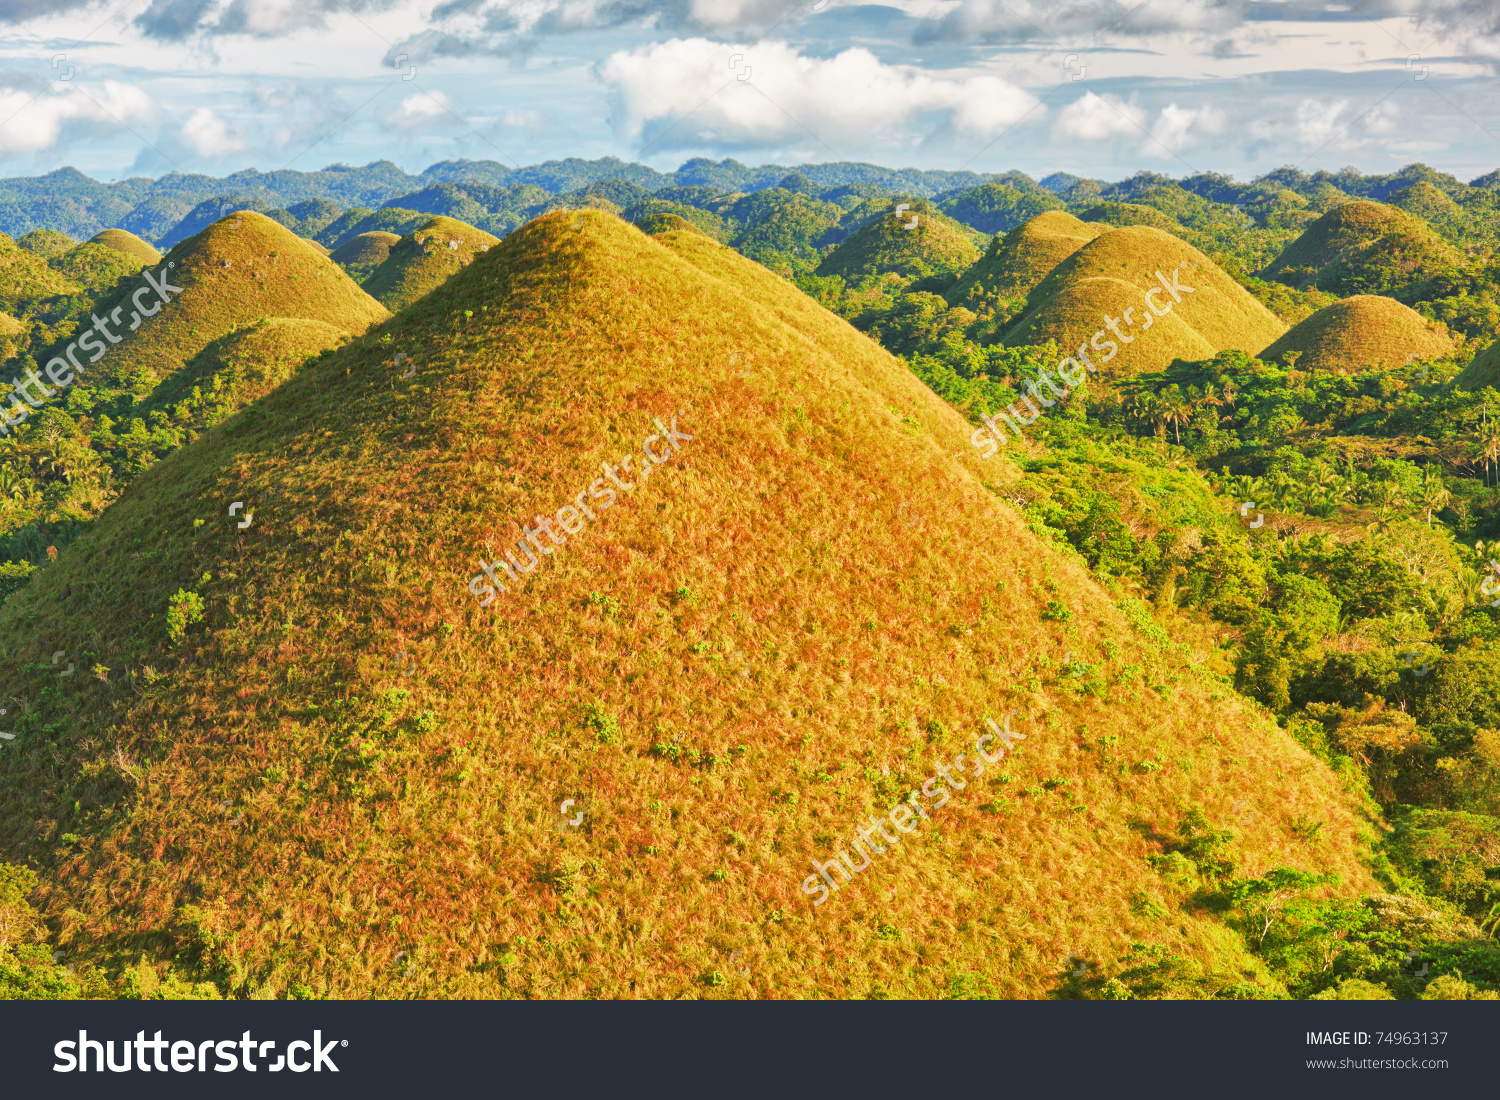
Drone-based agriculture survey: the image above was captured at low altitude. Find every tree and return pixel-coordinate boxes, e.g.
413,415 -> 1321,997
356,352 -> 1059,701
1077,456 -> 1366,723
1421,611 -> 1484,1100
1230,867 -> 1340,950
1420,467 -> 1452,526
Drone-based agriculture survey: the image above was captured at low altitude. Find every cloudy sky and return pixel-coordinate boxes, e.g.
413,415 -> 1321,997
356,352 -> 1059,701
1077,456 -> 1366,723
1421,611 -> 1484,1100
2,0 -> 1500,183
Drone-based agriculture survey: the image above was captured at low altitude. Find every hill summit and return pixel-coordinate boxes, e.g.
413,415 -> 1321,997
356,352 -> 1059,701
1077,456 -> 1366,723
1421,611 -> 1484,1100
362,215 -> 500,313
1003,225 -> 1287,376
1257,294 -> 1454,374
44,210 -> 388,390
0,209 -> 1375,1000
947,210 -> 1106,311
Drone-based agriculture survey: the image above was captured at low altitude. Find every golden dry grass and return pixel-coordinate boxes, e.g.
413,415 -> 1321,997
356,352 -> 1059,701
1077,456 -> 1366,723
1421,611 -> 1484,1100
0,211 -> 1380,1000
330,231 -> 401,267
1005,226 -> 1287,376
1258,294 -> 1454,374
90,229 -> 162,265
949,210 -> 1105,304
62,210 -> 388,389
1258,200 -> 1461,286
362,215 -> 500,312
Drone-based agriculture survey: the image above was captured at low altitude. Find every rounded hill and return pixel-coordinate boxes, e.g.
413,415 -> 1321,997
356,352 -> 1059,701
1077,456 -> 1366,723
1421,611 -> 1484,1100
330,231 -> 401,267
1080,201 -> 1184,235
361,215 -> 501,313
1258,200 -> 1461,294
1454,340 -> 1500,392
1004,225 -> 1287,376
45,210 -> 388,390
814,201 -> 984,283
91,229 -> 162,264
947,210 -> 1105,310
0,209 -> 1377,1001
1258,294 -> 1454,374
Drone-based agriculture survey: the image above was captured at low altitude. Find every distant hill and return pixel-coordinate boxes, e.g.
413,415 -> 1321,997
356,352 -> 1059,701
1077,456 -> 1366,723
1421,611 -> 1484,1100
91,229 -> 161,265
815,200 -> 984,285
362,215 -> 500,313
1258,294 -> 1454,375
42,210 -> 387,390
1005,225 -> 1287,376
947,210 -> 1105,311
50,238 -> 152,293
0,231 -> 82,318
17,228 -> 75,258
0,208 -> 1378,1000
622,200 -> 731,243
1259,200 -> 1463,295
938,183 -> 1065,234
330,230 -> 401,271
1080,201 -> 1185,235
1454,340 -> 1500,391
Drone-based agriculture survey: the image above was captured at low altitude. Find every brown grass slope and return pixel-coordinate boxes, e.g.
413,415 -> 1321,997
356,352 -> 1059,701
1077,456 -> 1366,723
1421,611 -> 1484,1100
91,229 -> 162,265
1258,295 -> 1454,374
1005,226 -> 1287,376
330,231 -> 401,267
1451,340 -> 1500,392
362,215 -> 500,313
51,241 -> 152,293
1258,200 -> 1461,289
57,210 -> 388,389
948,211 -> 1106,307
0,211 -> 1377,1001
142,317 -> 351,421
815,204 -> 983,282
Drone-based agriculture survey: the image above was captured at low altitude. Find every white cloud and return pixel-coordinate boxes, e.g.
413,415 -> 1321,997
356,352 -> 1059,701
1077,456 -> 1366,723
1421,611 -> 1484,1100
501,107 -> 548,129
1144,102 -> 1225,156
182,107 -> 244,157
384,90 -> 453,131
598,38 -> 1040,152
1054,92 -> 1146,142
1246,96 -> 1404,156
0,81 -> 152,156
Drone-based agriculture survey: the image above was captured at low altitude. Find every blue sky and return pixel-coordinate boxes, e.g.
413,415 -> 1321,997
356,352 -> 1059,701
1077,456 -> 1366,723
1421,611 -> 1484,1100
2,0 -> 1500,183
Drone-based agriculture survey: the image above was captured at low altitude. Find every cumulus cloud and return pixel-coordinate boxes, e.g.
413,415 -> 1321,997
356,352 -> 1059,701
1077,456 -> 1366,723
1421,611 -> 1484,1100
181,106 -> 243,156
599,38 -> 1041,153
384,90 -> 453,131
0,80 -> 151,155
1146,102 -> 1225,154
914,0 -> 1246,46
1053,91 -> 1145,142
1247,96 -> 1403,156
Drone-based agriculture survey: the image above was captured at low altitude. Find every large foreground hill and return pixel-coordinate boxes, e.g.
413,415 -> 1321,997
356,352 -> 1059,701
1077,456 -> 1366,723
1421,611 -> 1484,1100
0,211 -> 1376,999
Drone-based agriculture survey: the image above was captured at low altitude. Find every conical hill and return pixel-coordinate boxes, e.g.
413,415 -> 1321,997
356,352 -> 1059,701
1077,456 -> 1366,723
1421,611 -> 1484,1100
1454,341 -> 1500,392
947,210 -> 1105,309
330,231 -> 401,267
1003,225 -> 1287,376
1258,200 -> 1461,293
361,215 -> 500,313
814,202 -> 983,283
1258,294 -> 1454,374
42,210 -> 388,389
0,210 -> 1375,1000
91,228 -> 162,264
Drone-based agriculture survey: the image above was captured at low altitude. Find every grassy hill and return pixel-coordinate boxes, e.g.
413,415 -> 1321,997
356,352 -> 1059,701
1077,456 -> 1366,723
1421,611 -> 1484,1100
139,317 -> 351,434
91,229 -> 162,265
1450,339 -> 1500,391
362,215 -> 500,313
1257,294 -> 1455,375
947,211 -> 1105,312
1259,201 -> 1463,295
330,231 -> 401,266
18,228 -> 76,258
815,201 -> 984,284
0,209 -> 1379,1000
51,239 -> 153,293
43,210 -> 387,390
1080,201 -> 1185,235
938,183 -> 1065,234
0,231 -> 83,317
1004,225 -> 1287,376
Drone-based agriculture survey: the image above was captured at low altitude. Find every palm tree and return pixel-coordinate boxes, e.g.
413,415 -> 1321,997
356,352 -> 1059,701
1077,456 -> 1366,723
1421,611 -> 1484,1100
1131,392 -> 1167,439
1157,386 -> 1192,445
1419,467 -> 1451,526
1476,426 -> 1500,488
